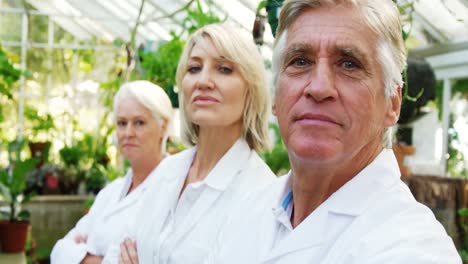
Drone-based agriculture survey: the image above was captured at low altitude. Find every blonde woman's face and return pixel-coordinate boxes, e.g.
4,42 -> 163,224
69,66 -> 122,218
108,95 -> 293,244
116,96 -> 164,164
182,38 -> 247,131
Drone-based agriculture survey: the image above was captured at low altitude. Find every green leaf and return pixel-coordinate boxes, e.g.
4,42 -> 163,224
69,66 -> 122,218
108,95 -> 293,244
11,159 -> 38,195
257,0 -> 267,13
458,208 -> 468,216
17,210 -> 30,221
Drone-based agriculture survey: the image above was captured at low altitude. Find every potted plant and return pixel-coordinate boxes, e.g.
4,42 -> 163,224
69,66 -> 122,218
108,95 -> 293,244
23,105 -> 56,167
58,144 -> 86,194
0,141 -> 38,252
393,58 -> 436,176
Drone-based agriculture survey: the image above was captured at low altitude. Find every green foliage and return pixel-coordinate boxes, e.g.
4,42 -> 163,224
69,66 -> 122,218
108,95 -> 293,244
140,34 -> 185,92
85,164 -> 107,194
167,138 -> 187,154
0,46 -> 22,124
458,208 -> 468,259
59,145 -> 84,167
83,197 -> 95,211
23,105 -> 56,140
447,115 -> 467,177
453,79 -> 468,98
0,157 -> 38,222
434,80 -> 468,177
59,130 -> 120,193
182,0 -> 224,34
0,46 -> 21,100
261,123 -> 290,175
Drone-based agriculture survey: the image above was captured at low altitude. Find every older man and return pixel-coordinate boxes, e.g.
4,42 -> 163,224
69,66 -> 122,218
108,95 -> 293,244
211,0 -> 461,263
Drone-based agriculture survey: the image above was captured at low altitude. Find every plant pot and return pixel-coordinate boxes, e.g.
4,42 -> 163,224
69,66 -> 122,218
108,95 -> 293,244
0,220 -> 30,253
28,141 -> 51,168
392,143 -> 416,177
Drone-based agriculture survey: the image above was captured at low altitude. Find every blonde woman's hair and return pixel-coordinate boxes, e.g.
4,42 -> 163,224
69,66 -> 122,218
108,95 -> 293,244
272,0 -> 406,148
113,80 -> 173,153
176,23 -> 271,152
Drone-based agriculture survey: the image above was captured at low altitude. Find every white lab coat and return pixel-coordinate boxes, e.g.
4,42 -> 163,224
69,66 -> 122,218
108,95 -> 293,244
51,169 -> 157,264
103,138 -> 276,264
212,149 -> 461,264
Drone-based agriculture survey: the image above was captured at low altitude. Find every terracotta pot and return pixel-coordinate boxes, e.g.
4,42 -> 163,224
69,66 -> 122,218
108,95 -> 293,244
28,141 -> 51,168
392,144 -> 416,177
0,220 -> 30,253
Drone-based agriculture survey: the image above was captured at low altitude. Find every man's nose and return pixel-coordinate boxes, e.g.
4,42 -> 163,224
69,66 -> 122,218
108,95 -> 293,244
303,61 -> 337,102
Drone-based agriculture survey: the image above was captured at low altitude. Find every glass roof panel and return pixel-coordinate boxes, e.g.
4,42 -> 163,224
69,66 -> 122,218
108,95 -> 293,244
27,0 -> 92,40
2,0 -> 467,58
411,0 -> 468,45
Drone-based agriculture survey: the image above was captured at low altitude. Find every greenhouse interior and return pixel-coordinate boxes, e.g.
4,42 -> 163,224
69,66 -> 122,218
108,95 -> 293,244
0,0 -> 468,263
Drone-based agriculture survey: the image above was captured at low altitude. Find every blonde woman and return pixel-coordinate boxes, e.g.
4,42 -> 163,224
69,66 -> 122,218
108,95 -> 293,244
104,23 -> 276,264
51,81 -> 172,264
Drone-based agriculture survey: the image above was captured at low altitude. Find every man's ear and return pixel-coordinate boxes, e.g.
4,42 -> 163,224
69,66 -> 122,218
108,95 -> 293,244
384,86 -> 402,127
161,119 -> 169,137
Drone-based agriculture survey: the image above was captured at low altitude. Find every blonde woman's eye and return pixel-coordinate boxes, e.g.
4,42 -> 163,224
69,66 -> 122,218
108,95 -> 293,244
117,121 -> 126,127
219,66 -> 233,74
188,66 -> 201,73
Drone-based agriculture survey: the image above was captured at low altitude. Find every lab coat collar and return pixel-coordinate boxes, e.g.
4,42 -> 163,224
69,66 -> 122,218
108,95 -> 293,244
264,149 -> 400,260
271,173 -> 293,229
163,138 -> 252,247
265,174 -> 327,260
118,169 -> 133,200
162,138 -> 251,191
326,148 -> 401,216
160,147 -> 198,211
102,165 -> 159,219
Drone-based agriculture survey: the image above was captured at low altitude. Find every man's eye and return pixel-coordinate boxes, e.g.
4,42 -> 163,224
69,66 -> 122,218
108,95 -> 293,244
219,66 -> 233,74
291,57 -> 310,67
188,66 -> 201,73
341,60 -> 359,70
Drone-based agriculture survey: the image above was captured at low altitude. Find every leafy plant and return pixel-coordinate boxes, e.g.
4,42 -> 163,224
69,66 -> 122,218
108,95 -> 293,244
83,197 -> 95,214
59,145 -> 84,167
0,46 -> 21,125
23,105 -> 56,141
0,46 -> 21,100
85,164 -> 107,195
182,0 -> 224,34
0,158 -> 38,222
140,34 -> 184,92
261,123 -> 290,175
458,208 -> 468,260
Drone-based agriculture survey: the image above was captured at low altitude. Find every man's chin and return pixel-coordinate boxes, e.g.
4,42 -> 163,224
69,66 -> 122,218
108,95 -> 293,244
289,143 -> 340,164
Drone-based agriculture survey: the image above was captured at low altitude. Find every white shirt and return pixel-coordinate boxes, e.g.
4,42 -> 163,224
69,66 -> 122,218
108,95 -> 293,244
212,149 -> 461,264
50,169 -> 157,264
103,138 -> 276,264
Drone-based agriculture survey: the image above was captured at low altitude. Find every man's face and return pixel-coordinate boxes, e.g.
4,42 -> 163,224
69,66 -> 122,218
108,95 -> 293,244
274,6 -> 400,166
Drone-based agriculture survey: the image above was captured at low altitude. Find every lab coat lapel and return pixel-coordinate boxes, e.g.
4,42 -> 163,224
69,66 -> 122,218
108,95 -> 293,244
262,149 -> 400,263
165,139 -> 251,251
136,148 -> 196,263
100,172 -> 135,219
144,148 -> 196,237
261,206 -> 328,262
